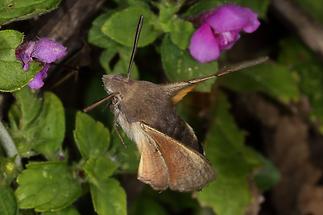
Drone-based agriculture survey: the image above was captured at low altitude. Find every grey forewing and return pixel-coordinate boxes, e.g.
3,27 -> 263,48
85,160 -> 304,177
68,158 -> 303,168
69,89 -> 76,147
119,80 -> 203,154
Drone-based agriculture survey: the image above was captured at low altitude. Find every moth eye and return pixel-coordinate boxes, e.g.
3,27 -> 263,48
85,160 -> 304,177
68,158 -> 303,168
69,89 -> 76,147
112,96 -> 120,105
112,75 -> 125,81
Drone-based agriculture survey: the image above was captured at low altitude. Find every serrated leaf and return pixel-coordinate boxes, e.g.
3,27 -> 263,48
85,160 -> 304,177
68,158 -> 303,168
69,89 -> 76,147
42,207 -> 80,215
74,111 -> 110,159
90,178 -> 126,215
101,6 -> 160,47
0,0 -> 62,25
218,62 -> 300,103
196,94 -> 264,215
8,89 -> 65,159
0,186 -> 17,215
83,155 -> 117,187
15,162 -> 81,212
161,35 -> 218,92
184,0 -> 269,18
0,30 -> 40,92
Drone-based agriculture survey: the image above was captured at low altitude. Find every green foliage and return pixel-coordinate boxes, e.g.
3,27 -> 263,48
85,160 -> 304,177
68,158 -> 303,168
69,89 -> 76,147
0,186 -> 17,215
83,155 -> 118,187
168,18 -> 194,50
73,112 -> 127,215
42,207 -> 80,215
101,6 -> 160,47
88,12 -> 139,78
0,0 -> 304,214
161,35 -> 218,92
196,94 -> 276,215
0,30 -> 40,92
74,112 -> 110,159
90,178 -> 127,215
278,38 -> 323,130
15,162 -> 81,212
184,0 -> 269,18
8,88 -> 65,159
0,0 -> 62,25
218,62 -> 300,103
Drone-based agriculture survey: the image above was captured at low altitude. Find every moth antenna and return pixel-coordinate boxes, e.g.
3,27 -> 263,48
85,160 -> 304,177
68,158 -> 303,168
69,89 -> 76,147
187,56 -> 269,84
216,56 -> 269,77
127,15 -> 144,80
83,93 -> 117,112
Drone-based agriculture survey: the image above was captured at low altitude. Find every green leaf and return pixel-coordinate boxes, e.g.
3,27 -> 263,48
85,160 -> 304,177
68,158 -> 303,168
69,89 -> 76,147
42,207 -> 80,215
88,11 -> 119,49
15,162 -> 82,212
109,131 -> 139,173
74,111 -> 110,159
0,186 -> 17,215
196,94 -> 263,215
0,30 -> 40,92
0,0 -> 62,25
83,155 -> 118,187
8,90 -> 65,159
169,18 -> 194,50
184,0 -> 269,18
278,38 -> 323,131
102,6 -> 160,47
161,35 -> 218,92
99,48 -> 139,78
218,62 -> 300,103
88,11 -> 139,78
90,178 -> 127,215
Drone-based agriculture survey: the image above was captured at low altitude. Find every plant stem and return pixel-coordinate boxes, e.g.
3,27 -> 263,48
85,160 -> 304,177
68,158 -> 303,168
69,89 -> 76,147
0,120 -> 22,169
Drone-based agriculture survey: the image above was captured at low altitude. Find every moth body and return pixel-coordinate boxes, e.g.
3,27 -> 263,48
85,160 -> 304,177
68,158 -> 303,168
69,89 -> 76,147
102,74 -> 216,192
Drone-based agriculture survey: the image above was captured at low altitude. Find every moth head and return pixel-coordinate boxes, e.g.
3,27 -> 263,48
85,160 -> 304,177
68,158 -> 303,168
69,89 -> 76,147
102,74 -> 133,95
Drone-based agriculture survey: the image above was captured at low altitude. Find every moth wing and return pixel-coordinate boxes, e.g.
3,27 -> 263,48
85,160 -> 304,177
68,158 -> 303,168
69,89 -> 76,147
140,122 -> 216,192
137,133 -> 169,191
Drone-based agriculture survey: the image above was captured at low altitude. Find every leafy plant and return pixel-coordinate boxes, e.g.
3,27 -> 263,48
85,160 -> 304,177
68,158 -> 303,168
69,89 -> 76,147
1,0 -> 323,215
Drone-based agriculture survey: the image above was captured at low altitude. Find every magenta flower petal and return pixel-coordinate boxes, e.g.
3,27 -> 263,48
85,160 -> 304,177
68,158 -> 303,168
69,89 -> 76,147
206,4 -> 260,33
189,24 -> 220,63
15,41 -> 36,71
28,64 -> 50,89
32,38 -> 67,63
215,30 -> 240,50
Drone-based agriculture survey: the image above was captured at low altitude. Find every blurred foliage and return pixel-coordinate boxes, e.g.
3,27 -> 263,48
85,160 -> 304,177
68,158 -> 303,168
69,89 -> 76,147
1,0 -> 323,215
0,0 -> 62,25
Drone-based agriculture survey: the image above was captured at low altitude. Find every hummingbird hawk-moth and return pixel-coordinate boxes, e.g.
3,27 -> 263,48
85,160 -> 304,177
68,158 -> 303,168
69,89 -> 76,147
85,16 -> 268,192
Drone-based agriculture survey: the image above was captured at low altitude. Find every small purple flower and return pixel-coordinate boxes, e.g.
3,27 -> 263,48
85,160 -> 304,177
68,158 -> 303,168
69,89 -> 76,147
27,64 -> 50,89
16,41 -> 35,70
189,4 -> 260,63
32,38 -> 67,63
16,38 -> 67,89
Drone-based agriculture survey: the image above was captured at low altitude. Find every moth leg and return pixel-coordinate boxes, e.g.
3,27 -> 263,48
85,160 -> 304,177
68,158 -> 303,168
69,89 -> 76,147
112,120 -> 127,148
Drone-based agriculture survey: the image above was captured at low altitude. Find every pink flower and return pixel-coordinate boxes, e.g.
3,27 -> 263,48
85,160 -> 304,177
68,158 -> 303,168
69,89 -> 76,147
189,4 -> 260,63
16,38 -> 67,89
